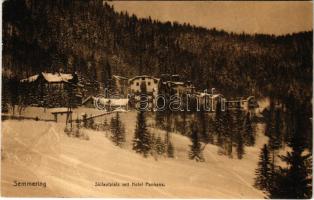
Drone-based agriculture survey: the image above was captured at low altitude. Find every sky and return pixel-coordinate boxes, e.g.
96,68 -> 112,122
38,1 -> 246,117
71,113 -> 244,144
109,1 -> 313,35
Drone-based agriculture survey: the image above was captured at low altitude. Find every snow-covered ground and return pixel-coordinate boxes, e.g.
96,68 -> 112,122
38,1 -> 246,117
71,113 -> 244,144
1,108 -> 267,198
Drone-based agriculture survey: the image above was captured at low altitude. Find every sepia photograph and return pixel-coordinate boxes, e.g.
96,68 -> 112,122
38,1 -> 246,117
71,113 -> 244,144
1,0 -> 313,198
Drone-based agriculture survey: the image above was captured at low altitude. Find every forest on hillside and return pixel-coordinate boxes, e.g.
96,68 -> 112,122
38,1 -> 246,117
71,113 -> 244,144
2,0 -> 313,139
3,0 -> 312,101
2,1 -> 313,198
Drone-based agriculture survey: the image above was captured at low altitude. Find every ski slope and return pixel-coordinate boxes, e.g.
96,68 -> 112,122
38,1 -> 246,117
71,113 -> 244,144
1,112 -> 266,198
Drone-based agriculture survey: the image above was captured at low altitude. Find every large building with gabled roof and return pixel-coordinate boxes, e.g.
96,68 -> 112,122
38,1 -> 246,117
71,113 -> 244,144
20,72 -> 82,107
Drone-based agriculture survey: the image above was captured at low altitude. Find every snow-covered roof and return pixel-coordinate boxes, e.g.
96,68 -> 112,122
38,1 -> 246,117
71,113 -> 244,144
198,92 -> 211,97
212,94 -> 224,98
20,74 -> 39,83
20,72 -> 73,83
82,96 -> 95,105
113,75 -> 128,80
49,107 -> 70,113
96,98 -> 129,106
128,75 -> 159,83
171,81 -> 184,85
42,72 -> 73,83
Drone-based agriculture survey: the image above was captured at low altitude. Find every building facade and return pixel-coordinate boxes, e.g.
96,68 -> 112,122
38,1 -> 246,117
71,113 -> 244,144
128,75 -> 159,97
20,72 -> 82,107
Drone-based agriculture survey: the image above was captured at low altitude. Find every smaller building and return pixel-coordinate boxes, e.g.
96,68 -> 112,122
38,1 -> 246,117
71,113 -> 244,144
95,97 -> 129,111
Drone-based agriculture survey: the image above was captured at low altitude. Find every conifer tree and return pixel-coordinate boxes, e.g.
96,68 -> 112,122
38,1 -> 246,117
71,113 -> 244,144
207,116 -> 215,144
180,108 -> 188,136
164,130 -> 175,158
110,112 -> 126,147
188,124 -> 204,162
234,109 -> 245,159
132,82 -> 151,157
225,109 -> 233,158
155,135 -> 165,155
269,108 -> 312,199
236,131 -> 245,159
167,141 -> 175,158
215,101 -> 226,155
150,133 -> 157,157
267,108 -> 283,176
133,110 -> 151,157
244,112 -> 255,146
254,144 -> 272,192
197,108 -> 210,144
74,117 -> 81,137
268,108 -> 283,151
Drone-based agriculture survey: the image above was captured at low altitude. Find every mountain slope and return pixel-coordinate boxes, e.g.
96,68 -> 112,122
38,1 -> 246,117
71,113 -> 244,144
2,116 -> 267,198
3,0 -> 312,99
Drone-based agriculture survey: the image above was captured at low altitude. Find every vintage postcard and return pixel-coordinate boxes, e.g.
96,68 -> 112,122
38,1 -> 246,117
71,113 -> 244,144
1,0 -> 313,198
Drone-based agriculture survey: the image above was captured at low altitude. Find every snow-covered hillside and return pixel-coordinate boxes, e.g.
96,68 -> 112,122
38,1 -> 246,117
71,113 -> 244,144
1,111 -> 266,198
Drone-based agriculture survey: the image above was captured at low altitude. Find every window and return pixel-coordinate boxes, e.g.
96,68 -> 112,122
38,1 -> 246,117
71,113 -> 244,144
154,80 -> 158,84
148,82 -> 151,86
142,77 -> 145,80
136,82 -> 139,86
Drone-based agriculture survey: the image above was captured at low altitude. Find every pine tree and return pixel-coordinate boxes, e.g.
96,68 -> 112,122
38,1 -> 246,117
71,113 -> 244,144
269,108 -> 312,199
110,112 -> 126,147
75,117 -> 81,137
150,133 -> 161,160
234,109 -> 245,159
244,112 -> 255,146
197,108 -> 210,144
167,141 -> 175,158
180,108 -> 188,136
164,131 -> 175,158
207,116 -> 215,144
215,101 -> 226,155
82,114 -> 88,128
188,124 -> 204,162
132,110 -> 151,157
267,108 -> 283,176
155,135 -> 165,155
155,110 -> 165,129
132,80 -> 151,157
225,109 -> 233,158
236,131 -> 245,159
269,108 -> 283,151
254,144 -> 272,192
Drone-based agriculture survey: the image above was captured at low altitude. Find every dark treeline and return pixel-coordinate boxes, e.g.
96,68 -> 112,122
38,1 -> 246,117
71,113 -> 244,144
3,0 -> 312,101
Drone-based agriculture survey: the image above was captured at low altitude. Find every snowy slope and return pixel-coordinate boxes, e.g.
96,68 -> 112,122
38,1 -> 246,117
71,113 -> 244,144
1,115 -> 266,198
